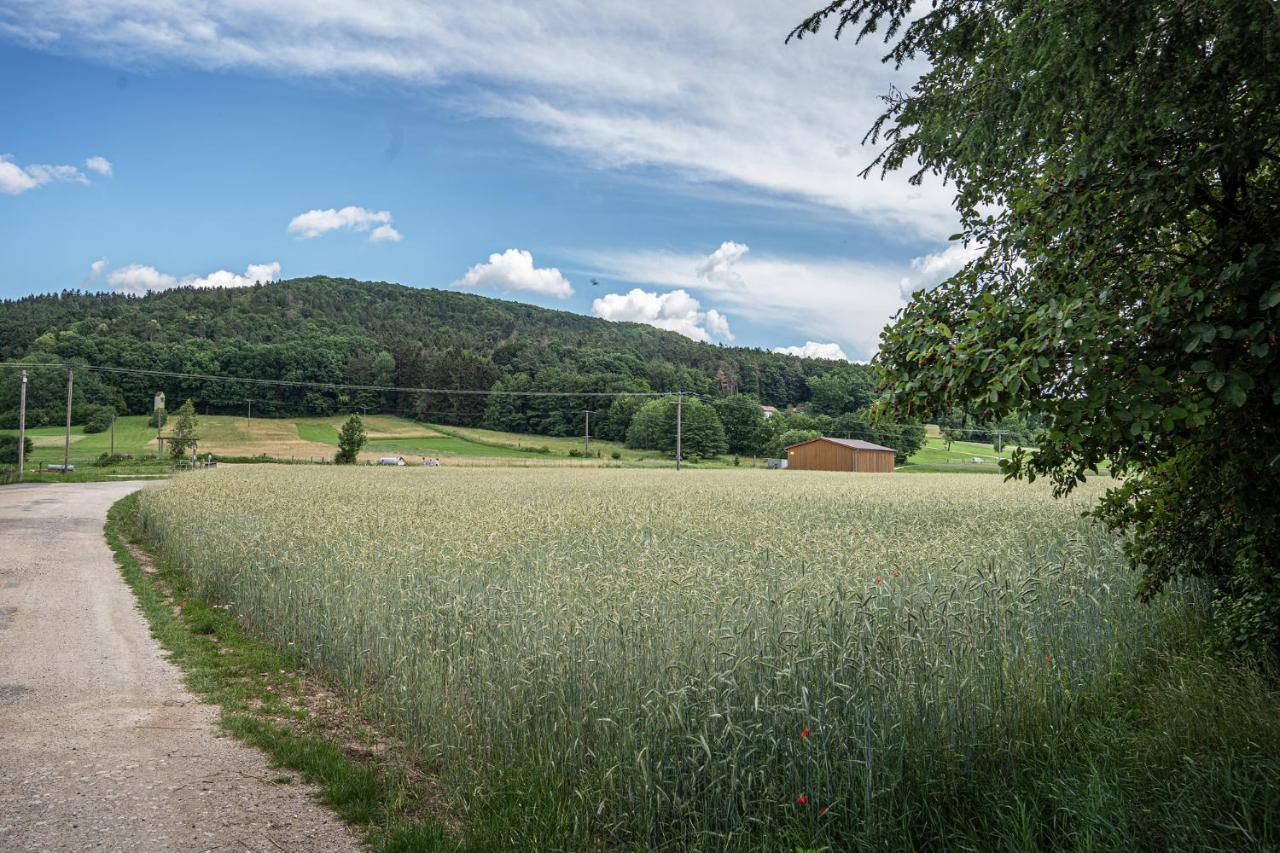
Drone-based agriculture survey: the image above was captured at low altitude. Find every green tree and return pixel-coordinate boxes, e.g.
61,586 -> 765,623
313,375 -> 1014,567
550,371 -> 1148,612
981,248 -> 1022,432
597,394 -> 648,442
0,434 -> 33,465
168,399 -> 198,460
712,394 -> 766,455
806,366 -> 877,416
765,428 -> 821,460
82,404 -> 115,434
793,1 -> 1280,650
626,397 -> 728,458
335,414 -> 367,465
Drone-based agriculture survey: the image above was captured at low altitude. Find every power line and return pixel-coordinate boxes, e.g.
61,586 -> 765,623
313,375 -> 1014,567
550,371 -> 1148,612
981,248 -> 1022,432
0,361 -> 672,399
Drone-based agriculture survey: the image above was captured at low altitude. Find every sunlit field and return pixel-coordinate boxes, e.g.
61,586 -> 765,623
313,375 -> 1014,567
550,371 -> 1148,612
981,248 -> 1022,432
138,468 -> 1280,850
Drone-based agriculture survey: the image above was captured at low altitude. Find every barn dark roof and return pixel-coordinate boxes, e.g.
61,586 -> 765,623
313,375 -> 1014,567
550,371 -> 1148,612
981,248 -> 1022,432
786,436 -> 895,452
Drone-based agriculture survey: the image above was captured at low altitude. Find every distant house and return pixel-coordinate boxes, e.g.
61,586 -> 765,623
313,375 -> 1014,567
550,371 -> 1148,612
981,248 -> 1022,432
761,405 -> 780,418
785,437 -> 896,473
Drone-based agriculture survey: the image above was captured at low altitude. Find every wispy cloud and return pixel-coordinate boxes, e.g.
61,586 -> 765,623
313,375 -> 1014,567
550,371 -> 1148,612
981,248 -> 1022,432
84,257 -> 108,283
579,243 -> 907,361
0,1 -> 958,237
84,155 -> 113,176
0,154 -> 89,195
287,206 -> 402,242
581,239 -> 978,360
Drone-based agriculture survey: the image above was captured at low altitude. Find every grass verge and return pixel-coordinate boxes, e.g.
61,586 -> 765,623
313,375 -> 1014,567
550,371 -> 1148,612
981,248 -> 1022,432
105,492 -> 456,852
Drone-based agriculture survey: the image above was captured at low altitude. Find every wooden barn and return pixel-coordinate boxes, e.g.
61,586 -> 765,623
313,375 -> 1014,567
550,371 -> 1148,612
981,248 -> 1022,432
785,437 -> 896,473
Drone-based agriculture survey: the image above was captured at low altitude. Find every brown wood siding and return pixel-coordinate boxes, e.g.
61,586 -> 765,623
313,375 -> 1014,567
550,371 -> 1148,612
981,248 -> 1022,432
788,440 -> 853,471
852,448 -> 895,473
786,439 -> 895,473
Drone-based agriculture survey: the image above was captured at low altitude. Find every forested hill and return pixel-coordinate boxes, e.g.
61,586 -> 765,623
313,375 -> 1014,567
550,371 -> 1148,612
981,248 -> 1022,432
1,277 -> 867,435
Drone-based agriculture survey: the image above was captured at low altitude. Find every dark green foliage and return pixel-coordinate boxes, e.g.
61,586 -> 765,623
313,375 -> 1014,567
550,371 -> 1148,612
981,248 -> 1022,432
335,414 -> 367,465
167,399 -> 198,460
595,394 -> 648,442
765,428 -> 821,459
805,365 -> 876,416
794,1 -> 1280,651
712,393 -> 767,455
0,358 -> 115,428
0,278 -> 845,433
82,404 -> 115,434
626,397 -> 728,458
0,434 -> 33,464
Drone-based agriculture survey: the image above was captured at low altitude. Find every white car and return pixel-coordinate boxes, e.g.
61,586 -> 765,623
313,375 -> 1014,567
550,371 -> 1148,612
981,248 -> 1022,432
376,456 -> 407,466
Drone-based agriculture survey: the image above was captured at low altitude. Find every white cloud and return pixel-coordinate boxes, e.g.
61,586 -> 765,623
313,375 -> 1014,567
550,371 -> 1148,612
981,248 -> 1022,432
287,206 -> 402,242
84,155 -> 113,176
106,264 -> 177,294
582,239 -> 989,360
592,288 -> 733,342
898,242 -> 984,299
0,154 -> 89,194
455,248 -> 573,298
108,261 -> 280,295
696,241 -> 749,287
773,341 -> 849,361
0,2 -> 960,237
85,257 -> 108,283
579,242 -> 908,360
369,223 -> 403,243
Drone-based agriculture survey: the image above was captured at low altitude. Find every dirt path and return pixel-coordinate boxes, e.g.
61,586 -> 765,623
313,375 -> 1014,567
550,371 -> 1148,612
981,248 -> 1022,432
0,482 -> 360,852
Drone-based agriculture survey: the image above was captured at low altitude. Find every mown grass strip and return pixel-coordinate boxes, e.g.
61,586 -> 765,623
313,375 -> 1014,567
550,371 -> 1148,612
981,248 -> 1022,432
105,492 -> 456,853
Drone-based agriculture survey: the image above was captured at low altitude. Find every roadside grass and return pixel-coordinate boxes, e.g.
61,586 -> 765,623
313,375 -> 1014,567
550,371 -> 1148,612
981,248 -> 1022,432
104,492 -> 457,852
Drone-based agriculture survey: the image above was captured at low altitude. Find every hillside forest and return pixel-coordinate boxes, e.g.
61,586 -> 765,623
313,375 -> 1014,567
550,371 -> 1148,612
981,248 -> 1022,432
0,277 -> 936,459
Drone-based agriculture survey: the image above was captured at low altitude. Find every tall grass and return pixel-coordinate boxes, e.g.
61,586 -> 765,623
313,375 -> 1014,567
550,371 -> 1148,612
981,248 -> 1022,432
138,468 -> 1280,850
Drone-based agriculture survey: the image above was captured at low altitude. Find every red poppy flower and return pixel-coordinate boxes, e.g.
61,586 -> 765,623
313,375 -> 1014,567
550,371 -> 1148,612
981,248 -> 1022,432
1045,653 -> 1052,666
795,794 -> 808,805
800,727 -> 811,740
875,577 -> 884,584
819,805 -> 830,816
891,570 -> 902,578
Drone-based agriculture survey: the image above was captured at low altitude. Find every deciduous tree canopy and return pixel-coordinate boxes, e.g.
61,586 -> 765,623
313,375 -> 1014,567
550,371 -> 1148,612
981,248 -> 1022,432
793,0 -> 1280,650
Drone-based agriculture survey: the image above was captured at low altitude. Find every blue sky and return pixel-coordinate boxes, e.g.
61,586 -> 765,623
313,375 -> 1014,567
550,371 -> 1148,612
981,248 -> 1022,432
0,2 -> 976,361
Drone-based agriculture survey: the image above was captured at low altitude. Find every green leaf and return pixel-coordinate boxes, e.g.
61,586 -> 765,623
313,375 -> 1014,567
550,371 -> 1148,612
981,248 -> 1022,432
1206,372 -> 1226,393
1262,284 -> 1280,310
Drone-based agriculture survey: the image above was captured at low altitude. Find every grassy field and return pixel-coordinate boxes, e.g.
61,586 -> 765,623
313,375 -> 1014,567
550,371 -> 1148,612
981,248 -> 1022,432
898,436 -> 1007,472
1,414 -> 555,468
135,468 -> 1280,850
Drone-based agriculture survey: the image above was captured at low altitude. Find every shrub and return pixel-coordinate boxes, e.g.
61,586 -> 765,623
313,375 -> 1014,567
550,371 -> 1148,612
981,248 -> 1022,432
82,405 -> 115,434
0,434 -> 33,464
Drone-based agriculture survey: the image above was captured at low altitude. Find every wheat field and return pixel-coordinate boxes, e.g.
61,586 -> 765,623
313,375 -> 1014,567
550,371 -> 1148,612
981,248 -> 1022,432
138,467 -> 1222,849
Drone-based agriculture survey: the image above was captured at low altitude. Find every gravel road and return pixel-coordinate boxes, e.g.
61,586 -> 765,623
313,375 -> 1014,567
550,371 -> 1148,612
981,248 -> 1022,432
0,481 -> 360,852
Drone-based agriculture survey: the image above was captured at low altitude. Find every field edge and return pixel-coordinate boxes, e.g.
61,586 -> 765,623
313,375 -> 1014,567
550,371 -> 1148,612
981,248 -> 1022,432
103,491 -> 457,853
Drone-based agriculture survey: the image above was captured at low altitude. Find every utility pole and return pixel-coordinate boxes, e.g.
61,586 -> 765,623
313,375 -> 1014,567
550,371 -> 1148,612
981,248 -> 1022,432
247,399 -> 252,429
995,431 -> 1003,460
64,368 -> 73,473
675,390 -> 683,472
17,370 -> 27,480
582,409 -> 595,454
110,411 -> 115,457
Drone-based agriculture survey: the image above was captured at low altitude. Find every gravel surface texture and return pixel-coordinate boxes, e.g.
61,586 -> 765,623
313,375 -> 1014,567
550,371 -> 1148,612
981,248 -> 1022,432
0,481 -> 360,852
